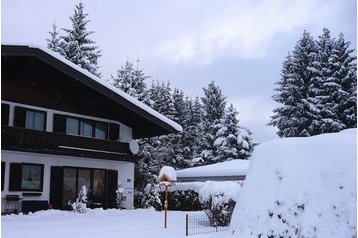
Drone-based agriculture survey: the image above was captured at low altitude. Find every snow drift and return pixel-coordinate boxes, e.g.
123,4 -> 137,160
228,129 -> 357,238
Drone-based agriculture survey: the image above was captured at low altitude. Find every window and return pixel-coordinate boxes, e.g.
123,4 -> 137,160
25,110 -> 45,130
78,169 -> 91,192
93,169 -> 105,197
62,116 -> 108,139
62,167 -> 107,204
80,121 -> 93,137
21,164 -> 44,190
63,168 -> 76,203
95,122 -> 107,139
9,163 -> 44,192
14,107 -> 46,131
66,118 -> 79,135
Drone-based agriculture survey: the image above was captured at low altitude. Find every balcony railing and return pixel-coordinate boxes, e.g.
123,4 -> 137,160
1,126 -> 136,161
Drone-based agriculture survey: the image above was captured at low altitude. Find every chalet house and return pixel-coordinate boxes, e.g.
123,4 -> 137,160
1,44 -> 182,213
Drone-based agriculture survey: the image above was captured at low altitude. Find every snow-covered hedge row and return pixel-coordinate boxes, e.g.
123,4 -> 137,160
142,180 -> 241,226
198,181 -> 241,226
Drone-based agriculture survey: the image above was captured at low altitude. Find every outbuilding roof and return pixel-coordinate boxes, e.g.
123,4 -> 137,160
176,159 -> 251,182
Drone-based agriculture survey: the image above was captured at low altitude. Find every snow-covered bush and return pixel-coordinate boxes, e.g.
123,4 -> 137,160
71,185 -> 88,213
201,195 -> 236,227
199,181 -> 241,227
115,182 -> 126,208
161,190 -> 202,211
142,183 -> 162,211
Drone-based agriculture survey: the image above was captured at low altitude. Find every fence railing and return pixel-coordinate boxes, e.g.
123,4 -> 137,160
185,213 -> 230,236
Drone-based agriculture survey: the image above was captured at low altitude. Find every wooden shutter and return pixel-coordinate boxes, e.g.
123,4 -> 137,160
1,104 -> 10,126
109,123 -> 120,141
50,166 -> 64,209
106,170 -> 118,208
53,114 -> 66,133
13,106 -> 26,128
9,163 -> 22,191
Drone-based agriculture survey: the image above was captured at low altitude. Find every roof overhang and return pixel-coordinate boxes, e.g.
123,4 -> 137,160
1,44 -> 182,138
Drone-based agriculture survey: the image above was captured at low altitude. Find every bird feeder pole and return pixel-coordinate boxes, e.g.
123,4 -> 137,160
158,166 -> 177,229
164,185 -> 168,228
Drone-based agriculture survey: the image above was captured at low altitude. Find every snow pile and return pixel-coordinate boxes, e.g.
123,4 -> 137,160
199,181 -> 241,204
228,129 -> 357,238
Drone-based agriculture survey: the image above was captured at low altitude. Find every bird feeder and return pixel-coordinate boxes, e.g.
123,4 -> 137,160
158,166 -> 176,228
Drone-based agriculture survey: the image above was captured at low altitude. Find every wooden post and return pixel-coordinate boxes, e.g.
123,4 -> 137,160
186,214 -> 189,236
164,185 -> 168,228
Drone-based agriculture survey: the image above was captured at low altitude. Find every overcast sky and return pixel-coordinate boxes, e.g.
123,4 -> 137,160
2,0 -> 357,143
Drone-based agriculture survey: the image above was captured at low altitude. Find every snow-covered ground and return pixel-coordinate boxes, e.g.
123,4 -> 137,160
1,208 -> 222,238
228,129 -> 357,238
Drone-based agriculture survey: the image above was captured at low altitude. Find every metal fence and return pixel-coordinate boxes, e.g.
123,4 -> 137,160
185,213 -> 230,236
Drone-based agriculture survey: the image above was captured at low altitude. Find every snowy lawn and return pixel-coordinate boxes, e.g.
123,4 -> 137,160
2,208 -> 224,238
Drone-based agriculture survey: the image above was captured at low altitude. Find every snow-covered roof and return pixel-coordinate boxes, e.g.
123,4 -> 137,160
2,43 -> 183,134
159,166 -> 177,182
176,159 -> 251,182
229,129 -> 357,237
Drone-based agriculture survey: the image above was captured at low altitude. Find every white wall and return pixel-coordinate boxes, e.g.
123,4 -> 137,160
1,150 -> 135,211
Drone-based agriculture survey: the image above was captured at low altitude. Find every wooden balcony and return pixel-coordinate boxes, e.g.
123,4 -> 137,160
1,126 -> 137,162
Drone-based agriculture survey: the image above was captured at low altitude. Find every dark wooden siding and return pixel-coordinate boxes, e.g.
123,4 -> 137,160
1,54 -> 172,138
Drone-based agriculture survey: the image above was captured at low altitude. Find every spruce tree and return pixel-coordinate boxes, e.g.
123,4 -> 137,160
61,2 -> 101,77
200,81 -> 227,164
150,81 -> 176,120
331,33 -> 357,128
270,28 -> 357,137
111,59 -> 149,104
308,28 -> 345,134
46,23 -> 62,54
269,31 -> 317,137
190,96 -> 205,158
214,104 -> 254,161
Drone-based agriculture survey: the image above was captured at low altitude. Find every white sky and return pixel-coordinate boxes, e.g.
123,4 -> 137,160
2,0 -> 356,143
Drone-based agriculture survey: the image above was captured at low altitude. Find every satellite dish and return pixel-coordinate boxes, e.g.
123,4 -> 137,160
129,140 -> 139,154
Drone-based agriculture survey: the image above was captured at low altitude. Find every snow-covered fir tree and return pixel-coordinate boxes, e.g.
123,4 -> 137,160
60,2 -> 101,77
181,96 -> 204,161
71,185 -> 88,213
111,59 -> 149,104
330,33 -> 357,128
46,23 -> 62,54
149,81 -> 176,120
214,104 -> 254,161
269,31 -> 317,137
308,28 -> 346,134
200,81 -> 227,164
270,28 -> 356,137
